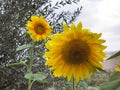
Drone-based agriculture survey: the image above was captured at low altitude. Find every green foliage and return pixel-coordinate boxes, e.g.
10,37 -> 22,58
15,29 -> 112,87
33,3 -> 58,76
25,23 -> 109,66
100,80 -> 120,90
96,67 -> 108,73
100,50 -> 120,90
16,44 -> 31,51
47,87 -> 56,90
107,51 -> 120,60
24,72 -> 47,83
100,72 -> 120,90
33,72 -> 47,82
8,61 -> 26,66
109,72 -> 120,81
25,72 -> 33,80
79,80 -> 88,90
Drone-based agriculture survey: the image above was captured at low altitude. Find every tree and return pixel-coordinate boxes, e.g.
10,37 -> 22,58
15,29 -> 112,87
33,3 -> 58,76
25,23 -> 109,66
0,0 -> 82,89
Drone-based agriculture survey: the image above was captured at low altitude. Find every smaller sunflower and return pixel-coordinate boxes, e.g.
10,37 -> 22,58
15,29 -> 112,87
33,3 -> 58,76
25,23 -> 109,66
115,61 -> 120,72
26,15 -> 51,42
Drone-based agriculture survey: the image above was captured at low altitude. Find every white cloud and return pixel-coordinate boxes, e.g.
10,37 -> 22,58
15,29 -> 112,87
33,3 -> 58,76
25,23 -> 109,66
77,0 -> 120,51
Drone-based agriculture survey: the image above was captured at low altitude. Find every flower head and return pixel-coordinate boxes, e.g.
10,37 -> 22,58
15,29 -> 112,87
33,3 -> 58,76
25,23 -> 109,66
26,15 -> 51,42
115,61 -> 120,72
44,22 -> 106,83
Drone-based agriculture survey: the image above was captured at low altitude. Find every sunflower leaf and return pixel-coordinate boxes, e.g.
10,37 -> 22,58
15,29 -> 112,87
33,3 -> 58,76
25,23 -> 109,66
47,87 -> 56,90
16,44 -> 31,51
33,72 -> 47,81
24,72 -> 47,82
100,79 -> 120,90
7,61 -> 26,66
96,68 -> 108,73
107,51 -> 120,60
24,72 -> 34,80
100,72 -> 120,90
109,72 -> 120,81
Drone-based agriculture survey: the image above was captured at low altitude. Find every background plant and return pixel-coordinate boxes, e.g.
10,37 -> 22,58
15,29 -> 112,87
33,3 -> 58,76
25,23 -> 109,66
0,0 -> 81,90
100,51 -> 120,90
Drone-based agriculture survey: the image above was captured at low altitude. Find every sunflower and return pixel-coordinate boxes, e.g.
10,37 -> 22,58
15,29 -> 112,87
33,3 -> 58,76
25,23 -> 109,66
44,22 -> 106,83
26,15 -> 51,42
115,61 -> 120,72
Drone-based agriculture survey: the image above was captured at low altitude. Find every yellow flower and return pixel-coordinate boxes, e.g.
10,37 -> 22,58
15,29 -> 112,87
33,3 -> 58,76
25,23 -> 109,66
26,15 -> 51,42
115,61 -> 120,72
44,22 -> 106,83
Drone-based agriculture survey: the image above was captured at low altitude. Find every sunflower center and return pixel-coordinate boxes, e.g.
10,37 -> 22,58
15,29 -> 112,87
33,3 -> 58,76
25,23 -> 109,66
62,39 -> 90,65
38,26 -> 43,31
36,25 -> 44,34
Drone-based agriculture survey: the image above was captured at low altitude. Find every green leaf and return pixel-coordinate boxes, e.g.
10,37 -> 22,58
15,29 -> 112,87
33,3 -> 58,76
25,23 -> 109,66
24,72 -> 34,80
87,60 -> 108,73
47,87 -> 56,90
115,86 -> 120,90
33,72 -> 47,81
100,79 -> 120,90
8,61 -> 26,66
107,51 -> 120,60
96,68 -> 108,73
16,44 -> 31,51
109,72 -> 120,81
24,72 -> 47,82
100,72 -> 120,90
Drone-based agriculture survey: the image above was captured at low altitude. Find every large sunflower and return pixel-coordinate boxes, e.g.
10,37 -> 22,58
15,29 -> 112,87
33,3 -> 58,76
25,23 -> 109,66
26,15 -> 51,42
44,22 -> 106,83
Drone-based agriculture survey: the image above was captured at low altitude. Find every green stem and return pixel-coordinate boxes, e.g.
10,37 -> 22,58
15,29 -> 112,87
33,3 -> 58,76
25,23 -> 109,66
28,42 -> 34,90
28,80 -> 31,90
29,42 -> 34,72
28,80 -> 35,90
72,77 -> 75,90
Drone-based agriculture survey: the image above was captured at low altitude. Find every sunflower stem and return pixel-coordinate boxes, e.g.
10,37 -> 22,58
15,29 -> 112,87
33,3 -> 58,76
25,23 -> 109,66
28,42 -> 34,90
29,42 -> 34,72
72,76 -> 75,90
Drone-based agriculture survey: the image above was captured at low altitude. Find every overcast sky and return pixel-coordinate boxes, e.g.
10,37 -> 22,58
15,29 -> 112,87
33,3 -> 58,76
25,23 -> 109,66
52,0 -> 120,51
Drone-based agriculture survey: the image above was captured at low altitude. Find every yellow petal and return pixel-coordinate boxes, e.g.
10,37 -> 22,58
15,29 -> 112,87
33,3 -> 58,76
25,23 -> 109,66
63,23 -> 69,31
77,22 -> 82,30
71,23 -> 76,31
